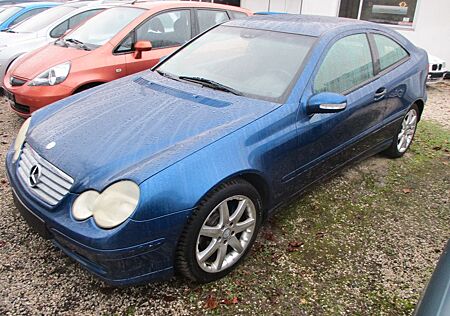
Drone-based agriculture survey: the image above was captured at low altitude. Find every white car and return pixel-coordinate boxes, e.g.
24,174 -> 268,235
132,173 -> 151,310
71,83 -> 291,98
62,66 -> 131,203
0,1 -> 115,93
427,54 -> 447,82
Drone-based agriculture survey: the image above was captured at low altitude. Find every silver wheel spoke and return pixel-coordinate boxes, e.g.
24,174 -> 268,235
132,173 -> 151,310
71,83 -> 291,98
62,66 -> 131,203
229,199 -> 247,223
214,244 -> 228,270
219,202 -> 230,225
228,236 -> 244,253
200,225 -> 222,238
198,239 -> 220,263
235,218 -> 255,233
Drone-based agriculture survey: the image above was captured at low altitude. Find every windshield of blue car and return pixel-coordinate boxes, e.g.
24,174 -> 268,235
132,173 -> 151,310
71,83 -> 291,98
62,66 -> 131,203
11,5 -> 76,33
0,6 -> 21,24
157,25 -> 316,103
63,7 -> 144,49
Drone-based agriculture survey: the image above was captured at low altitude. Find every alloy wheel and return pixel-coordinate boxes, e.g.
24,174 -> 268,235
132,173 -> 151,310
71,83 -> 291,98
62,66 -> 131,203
397,108 -> 418,153
195,195 -> 256,273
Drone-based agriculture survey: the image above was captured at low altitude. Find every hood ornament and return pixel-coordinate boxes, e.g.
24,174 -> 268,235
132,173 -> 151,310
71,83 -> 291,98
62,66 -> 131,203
29,165 -> 41,188
46,141 -> 56,150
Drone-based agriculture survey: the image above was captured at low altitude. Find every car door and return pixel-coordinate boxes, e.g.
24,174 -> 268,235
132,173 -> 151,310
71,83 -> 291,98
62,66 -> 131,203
370,33 -> 411,122
123,9 -> 193,75
288,32 -> 387,189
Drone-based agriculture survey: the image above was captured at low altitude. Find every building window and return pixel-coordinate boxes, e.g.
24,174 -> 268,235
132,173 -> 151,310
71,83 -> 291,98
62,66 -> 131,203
339,0 -> 418,27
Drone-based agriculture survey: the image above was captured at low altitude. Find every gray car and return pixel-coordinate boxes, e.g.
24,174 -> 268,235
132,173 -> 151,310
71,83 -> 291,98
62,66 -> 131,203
414,239 -> 450,316
0,1 -> 114,93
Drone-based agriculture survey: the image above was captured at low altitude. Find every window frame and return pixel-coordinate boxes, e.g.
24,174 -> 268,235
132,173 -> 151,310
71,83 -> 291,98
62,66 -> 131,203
339,0 -> 421,30
193,8 -> 230,35
49,9 -> 104,39
311,30 -> 411,96
113,8 -> 196,55
368,32 -> 410,75
10,7 -> 48,27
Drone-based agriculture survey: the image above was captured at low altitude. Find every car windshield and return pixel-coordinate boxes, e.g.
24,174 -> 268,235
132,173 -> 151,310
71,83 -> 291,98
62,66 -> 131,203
12,5 -> 76,33
0,6 -> 21,24
64,7 -> 144,49
157,26 -> 316,102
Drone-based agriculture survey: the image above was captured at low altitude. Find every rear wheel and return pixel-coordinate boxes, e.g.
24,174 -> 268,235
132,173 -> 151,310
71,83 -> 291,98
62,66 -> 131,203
384,104 -> 419,158
176,179 -> 262,283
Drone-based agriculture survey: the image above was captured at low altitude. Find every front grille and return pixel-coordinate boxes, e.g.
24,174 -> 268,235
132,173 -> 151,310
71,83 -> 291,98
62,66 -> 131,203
17,144 -> 74,206
10,76 -> 26,87
11,102 -> 30,114
438,64 -> 442,71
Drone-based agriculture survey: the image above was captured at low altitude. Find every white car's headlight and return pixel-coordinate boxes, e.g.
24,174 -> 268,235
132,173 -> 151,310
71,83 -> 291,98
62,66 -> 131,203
12,118 -> 31,162
72,181 -> 140,229
29,62 -> 71,86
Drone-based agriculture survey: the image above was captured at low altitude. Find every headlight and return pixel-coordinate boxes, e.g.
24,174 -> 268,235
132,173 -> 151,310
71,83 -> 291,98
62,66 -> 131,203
72,181 -> 140,229
29,62 -> 71,86
12,118 -> 31,162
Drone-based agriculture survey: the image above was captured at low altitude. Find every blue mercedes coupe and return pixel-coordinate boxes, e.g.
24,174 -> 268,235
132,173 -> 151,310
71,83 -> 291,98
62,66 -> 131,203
6,14 -> 428,285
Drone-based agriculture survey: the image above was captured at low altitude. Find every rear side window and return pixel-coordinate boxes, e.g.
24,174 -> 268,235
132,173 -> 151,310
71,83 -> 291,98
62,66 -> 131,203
197,10 -> 229,33
314,34 -> 374,94
373,34 -> 408,71
50,9 -> 103,38
135,10 -> 191,49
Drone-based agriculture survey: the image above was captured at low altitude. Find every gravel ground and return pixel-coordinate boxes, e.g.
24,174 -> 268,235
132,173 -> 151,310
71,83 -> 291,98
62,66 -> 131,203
0,83 -> 449,315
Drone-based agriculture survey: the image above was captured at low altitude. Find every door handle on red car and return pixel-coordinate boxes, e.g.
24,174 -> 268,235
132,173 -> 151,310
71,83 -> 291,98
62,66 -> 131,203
374,87 -> 387,101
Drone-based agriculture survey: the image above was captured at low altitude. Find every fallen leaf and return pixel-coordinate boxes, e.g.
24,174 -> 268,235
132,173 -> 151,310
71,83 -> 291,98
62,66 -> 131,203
432,146 -> 442,151
288,241 -> 303,248
205,295 -> 218,310
316,232 -> 325,239
402,188 -> 412,194
223,296 -> 239,305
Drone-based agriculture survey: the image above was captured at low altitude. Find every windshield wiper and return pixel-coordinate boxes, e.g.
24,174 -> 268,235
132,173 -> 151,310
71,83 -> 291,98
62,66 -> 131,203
65,38 -> 91,51
156,70 -> 181,82
178,76 -> 242,96
1,29 -> 15,33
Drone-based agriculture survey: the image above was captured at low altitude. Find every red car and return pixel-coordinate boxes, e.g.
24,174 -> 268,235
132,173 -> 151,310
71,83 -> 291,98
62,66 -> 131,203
4,1 -> 251,117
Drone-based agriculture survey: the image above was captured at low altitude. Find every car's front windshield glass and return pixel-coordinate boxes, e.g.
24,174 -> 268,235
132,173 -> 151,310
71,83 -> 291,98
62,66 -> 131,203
64,7 -> 144,49
0,6 -> 21,24
157,25 -> 316,103
12,5 -> 76,33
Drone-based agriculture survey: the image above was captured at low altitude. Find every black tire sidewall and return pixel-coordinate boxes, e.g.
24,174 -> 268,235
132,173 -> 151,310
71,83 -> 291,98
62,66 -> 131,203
386,104 -> 420,158
178,179 -> 262,283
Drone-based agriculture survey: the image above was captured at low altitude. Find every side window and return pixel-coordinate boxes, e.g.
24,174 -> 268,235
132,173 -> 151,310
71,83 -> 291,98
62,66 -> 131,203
10,8 -> 47,26
135,10 -> 191,49
229,11 -> 248,19
197,10 -> 229,33
116,33 -> 133,53
373,34 -> 408,71
314,34 -> 374,94
50,9 -> 103,38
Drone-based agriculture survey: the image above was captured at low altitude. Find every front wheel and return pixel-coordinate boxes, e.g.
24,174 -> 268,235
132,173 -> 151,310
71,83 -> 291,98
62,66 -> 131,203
176,179 -> 262,283
384,104 -> 419,158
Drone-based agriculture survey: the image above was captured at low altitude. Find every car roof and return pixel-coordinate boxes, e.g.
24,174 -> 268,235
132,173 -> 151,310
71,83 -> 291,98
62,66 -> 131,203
225,14 -> 374,37
121,0 -> 249,11
1,1 -> 56,7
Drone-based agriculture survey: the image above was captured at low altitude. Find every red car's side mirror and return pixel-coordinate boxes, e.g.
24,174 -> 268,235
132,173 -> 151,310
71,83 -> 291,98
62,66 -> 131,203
133,40 -> 152,59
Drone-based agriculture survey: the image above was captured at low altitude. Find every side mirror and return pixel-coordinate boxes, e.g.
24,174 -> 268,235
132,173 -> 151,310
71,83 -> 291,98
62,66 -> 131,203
133,40 -> 152,59
306,92 -> 347,115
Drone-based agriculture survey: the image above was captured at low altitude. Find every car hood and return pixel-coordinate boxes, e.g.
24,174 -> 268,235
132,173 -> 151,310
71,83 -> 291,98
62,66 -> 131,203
0,31 -> 37,47
11,44 -> 91,79
26,72 -> 279,192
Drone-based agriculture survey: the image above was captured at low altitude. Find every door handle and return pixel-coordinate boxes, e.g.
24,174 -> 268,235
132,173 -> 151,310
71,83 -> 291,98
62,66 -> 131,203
374,87 -> 387,100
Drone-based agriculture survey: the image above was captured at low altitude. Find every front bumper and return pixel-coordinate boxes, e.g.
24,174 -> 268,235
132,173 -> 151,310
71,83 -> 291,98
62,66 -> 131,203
427,71 -> 447,82
3,80 -> 73,117
6,151 -> 191,286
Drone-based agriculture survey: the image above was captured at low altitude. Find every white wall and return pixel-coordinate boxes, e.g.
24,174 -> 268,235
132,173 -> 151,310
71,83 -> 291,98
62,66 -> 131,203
301,0 -> 340,16
396,0 -> 450,62
241,0 -> 450,62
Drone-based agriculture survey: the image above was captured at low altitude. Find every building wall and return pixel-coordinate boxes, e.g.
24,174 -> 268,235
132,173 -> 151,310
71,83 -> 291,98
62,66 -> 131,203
241,0 -> 450,62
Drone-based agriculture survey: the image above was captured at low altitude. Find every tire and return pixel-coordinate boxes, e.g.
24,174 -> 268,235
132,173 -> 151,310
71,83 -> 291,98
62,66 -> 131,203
384,104 -> 419,158
176,178 -> 263,283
